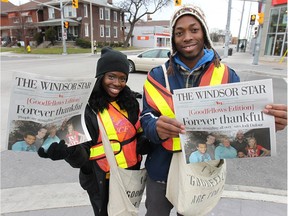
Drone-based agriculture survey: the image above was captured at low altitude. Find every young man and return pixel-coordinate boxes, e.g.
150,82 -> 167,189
188,140 -> 211,163
12,131 -> 37,152
140,4 -> 287,216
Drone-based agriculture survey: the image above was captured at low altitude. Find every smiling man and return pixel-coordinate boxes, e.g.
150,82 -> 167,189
140,4 -> 287,216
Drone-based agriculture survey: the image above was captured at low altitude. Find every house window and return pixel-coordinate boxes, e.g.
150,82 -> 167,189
113,27 -> 117,38
100,8 -> 104,20
84,4 -> 88,17
64,5 -> 77,18
48,8 -> 55,19
113,11 -> 117,22
105,8 -> 110,20
105,26 -> 110,37
100,25 -> 104,37
26,16 -> 32,23
85,23 -> 89,37
13,17 -> 19,23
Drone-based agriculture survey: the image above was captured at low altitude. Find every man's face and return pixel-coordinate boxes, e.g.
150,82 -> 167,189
37,128 -> 47,139
236,132 -> 244,140
24,135 -> 36,145
197,143 -> 207,154
206,135 -> 215,145
173,15 -> 205,68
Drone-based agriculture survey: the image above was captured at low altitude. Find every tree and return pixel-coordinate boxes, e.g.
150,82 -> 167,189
45,27 -> 57,45
116,0 -> 171,48
13,5 -> 36,48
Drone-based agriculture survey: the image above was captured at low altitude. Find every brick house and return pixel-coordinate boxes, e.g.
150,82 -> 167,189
0,0 -> 48,46
0,0 -> 125,46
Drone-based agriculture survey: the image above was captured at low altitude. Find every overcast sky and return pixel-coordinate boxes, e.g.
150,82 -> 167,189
8,0 -> 259,37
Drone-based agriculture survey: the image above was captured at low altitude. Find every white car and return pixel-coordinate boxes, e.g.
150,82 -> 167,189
127,47 -> 170,73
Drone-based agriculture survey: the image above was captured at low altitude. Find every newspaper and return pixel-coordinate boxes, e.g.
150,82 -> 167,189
7,72 -> 96,152
172,79 -> 276,164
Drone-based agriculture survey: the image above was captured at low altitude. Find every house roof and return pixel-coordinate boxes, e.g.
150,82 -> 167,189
2,0 -> 51,13
37,18 -> 80,27
0,1 -> 17,14
43,0 -> 120,10
135,20 -> 170,27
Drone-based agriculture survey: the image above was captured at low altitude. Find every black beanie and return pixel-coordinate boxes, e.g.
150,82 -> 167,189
96,47 -> 129,78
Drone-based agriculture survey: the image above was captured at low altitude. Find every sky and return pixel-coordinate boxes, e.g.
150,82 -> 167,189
151,0 -> 259,37
7,0 -> 259,37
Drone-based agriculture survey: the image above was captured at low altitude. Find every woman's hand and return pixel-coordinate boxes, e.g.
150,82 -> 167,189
263,104 -> 287,131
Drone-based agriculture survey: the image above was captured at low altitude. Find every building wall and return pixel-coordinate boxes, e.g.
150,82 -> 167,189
261,0 -> 287,59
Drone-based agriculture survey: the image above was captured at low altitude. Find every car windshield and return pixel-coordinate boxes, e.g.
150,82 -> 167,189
141,50 -> 159,58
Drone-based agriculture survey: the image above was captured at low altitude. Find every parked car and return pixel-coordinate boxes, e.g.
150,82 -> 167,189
127,47 -> 170,73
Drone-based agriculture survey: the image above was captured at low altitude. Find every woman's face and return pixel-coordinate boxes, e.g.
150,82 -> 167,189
102,71 -> 127,99
248,138 -> 256,147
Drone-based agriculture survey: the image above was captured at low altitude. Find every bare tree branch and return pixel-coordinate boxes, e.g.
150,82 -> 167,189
116,0 -> 172,47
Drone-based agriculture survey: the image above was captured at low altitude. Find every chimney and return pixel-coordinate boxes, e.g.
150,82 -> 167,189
107,0 -> 113,4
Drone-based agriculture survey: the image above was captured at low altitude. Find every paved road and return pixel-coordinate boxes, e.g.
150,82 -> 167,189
1,50 -> 287,215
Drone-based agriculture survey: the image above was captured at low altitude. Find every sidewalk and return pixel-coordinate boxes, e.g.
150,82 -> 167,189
221,50 -> 287,79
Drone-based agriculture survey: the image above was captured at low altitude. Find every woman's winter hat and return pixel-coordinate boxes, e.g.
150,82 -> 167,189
170,4 -> 214,55
96,47 -> 129,78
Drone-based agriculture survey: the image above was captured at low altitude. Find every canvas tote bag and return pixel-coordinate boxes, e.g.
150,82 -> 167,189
97,116 -> 147,216
166,153 -> 226,216
162,64 -> 227,216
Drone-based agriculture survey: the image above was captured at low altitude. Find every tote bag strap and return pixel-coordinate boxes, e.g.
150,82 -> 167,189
97,115 -> 119,171
162,64 -> 170,91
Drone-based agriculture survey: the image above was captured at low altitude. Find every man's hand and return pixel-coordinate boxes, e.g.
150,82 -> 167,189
156,115 -> 185,140
263,104 -> 287,131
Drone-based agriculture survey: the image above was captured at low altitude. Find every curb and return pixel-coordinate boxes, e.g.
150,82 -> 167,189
1,183 -> 287,214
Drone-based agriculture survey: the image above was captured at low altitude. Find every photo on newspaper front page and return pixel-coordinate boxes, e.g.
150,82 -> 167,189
172,79 -> 276,164
7,72 -> 96,152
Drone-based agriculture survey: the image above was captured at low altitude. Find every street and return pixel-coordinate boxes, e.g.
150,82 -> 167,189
1,50 -> 287,215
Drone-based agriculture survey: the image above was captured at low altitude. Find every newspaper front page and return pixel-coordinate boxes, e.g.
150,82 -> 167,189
172,79 -> 276,164
7,72 -> 96,152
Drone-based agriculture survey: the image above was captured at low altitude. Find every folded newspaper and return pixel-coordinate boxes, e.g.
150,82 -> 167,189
7,72 -> 96,152
172,79 -> 276,164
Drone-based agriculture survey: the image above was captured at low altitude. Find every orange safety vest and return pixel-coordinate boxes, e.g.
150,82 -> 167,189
143,63 -> 229,152
89,104 -> 140,172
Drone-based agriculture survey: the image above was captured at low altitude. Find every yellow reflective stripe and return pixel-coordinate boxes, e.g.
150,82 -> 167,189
144,80 -> 175,118
99,109 -> 128,168
101,109 -> 118,140
90,145 -> 105,157
210,63 -> 225,86
172,137 -> 181,150
90,143 -> 121,158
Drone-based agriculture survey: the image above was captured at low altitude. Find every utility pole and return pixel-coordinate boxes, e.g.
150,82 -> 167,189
252,0 -> 265,65
60,0 -> 67,55
236,0 -> 246,52
224,0 -> 232,58
90,1 -> 94,55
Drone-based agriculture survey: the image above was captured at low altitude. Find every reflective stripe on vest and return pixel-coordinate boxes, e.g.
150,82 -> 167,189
144,63 -> 228,152
144,74 -> 181,152
89,104 -> 139,172
199,63 -> 229,86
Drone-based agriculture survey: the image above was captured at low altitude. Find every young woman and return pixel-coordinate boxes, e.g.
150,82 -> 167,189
38,47 -> 147,216
246,137 -> 270,157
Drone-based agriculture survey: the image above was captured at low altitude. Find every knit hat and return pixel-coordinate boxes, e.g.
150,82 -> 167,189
96,47 -> 129,78
170,4 -> 214,56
